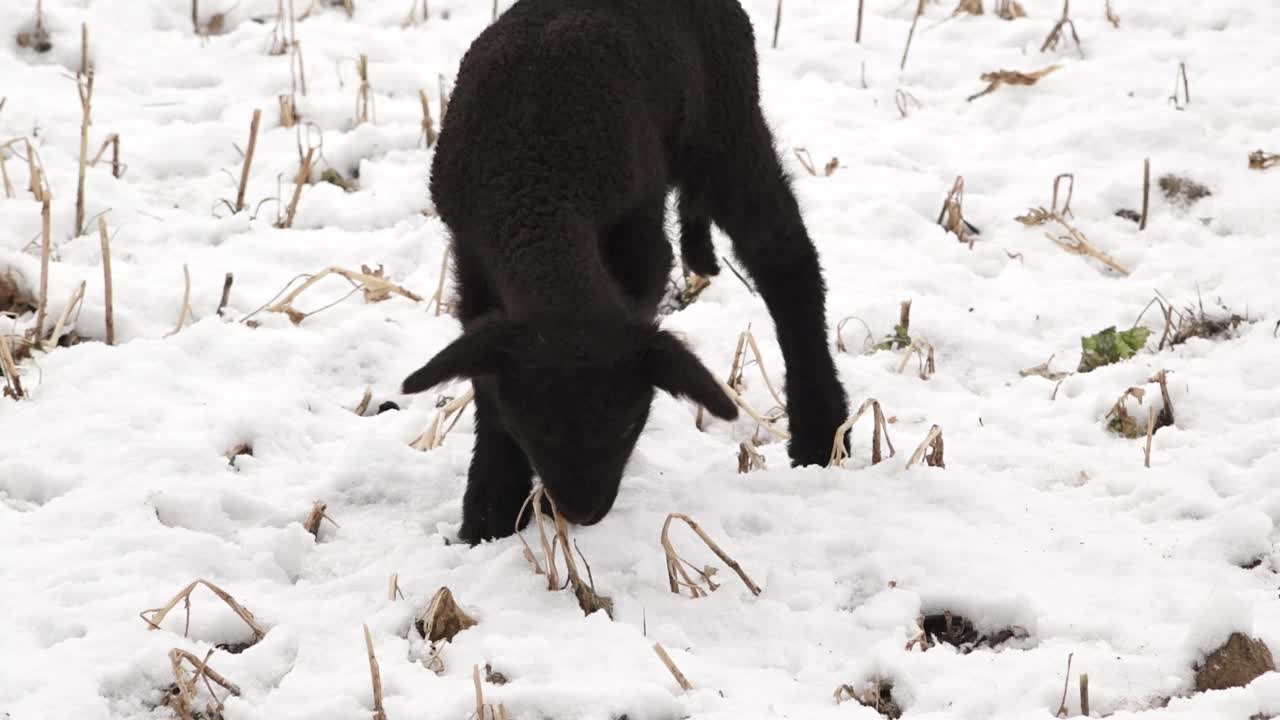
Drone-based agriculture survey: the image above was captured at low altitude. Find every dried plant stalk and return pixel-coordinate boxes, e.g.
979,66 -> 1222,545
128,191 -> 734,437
900,0 -> 926,70
75,44 -> 94,237
354,386 -> 373,415
47,280 -> 86,347
89,133 -> 123,178
278,146 -> 316,228
262,265 -> 422,326
771,0 -> 782,48
828,398 -> 895,467
897,338 -> 936,379
936,176 -> 978,247
662,512 -> 762,598
654,643 -> 693,691
166,264 -> 193,337
855,0 -> 864,42
419,89 -> 437,147
236,109 -> 262,211
966,64 -> 1061,102
353,53 -> 373,125
364,624 -> 387,720
996,0 -> 1026,19
141,579 -> 267,642
35,197 -> 51,347
98,217 -> 114,345
0,334 -> 24,400
1168,62 -> 1190,109
906,424 -> 945,468
514,485 -> 614,617
166,648 -> 241,720
302,500 -> 337,538
737,441 -> 766,473
1139,157 -> 1151,230
216,273 -> 234,317
1104,0 -> 1119,26
1041,0 -> 1083,57
410,387 -> 475,450
428,247 -> 452,316
698,326 -> 787,434
1046,222 -> 1129,275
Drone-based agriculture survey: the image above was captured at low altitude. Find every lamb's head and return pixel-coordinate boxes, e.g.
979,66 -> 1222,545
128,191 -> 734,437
401,315 -> 738,527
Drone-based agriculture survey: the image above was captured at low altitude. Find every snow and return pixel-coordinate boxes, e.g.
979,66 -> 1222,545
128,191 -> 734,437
3,0 -> 1280,718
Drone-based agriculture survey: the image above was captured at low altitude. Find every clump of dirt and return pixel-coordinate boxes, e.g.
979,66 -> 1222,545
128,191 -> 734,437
836,678 -> 902,719
910,612 -> 1027,654
1158,174 -> 1212,208
1195,632 -> 1275,692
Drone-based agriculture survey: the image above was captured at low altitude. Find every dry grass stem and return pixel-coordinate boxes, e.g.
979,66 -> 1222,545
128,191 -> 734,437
1145,291 -> 1246,349
1041,0 -> 1083,57
0,334 -> 24,400
772,0 -> 782,48
697,326 -> 787,434
165,264 -> 193,337
1249,150 -> 1280,170
35,197 -> 51,348
302,500 -> 338,538
900,0 -> 926,71
1055,653 -> 1074,717
1018,175 -> 1129,274
89,133 -> 123,178
354,386 -> 373,415
654,643 -> 694,691
936,176 -> 979,247
261,265 -> 422,325
836,315 -> 873,354
897,338 -> 936,379
278,147 -> 316,229
350,53 -> 374,125
363,624 -> 387,720
1168,62 -> 1190,109
516,486 -> 615,617
0,138 -> 49,201
1080,673 -> 1090,716
75,54 -> 95,237
164,648 -> 241,720
235,110 -> 262,211
216,272 -> 234,317
1020,354 -> 1070,381
98,217 -> 114,345
278,93 -> 298,128
47,281 -> 86,347
718,381 -> 791,440
966,64 -> 1061,102
1140,158 -> 1151,230
895,88 -> 922,118
428,247 -> 453,316
1104,0 -> 1119,26
996,0 -> 1026,20
470,664 -> 510,720
1047,222 -> 1128,275
856,0 -> 864,42
661,512 -> 762,598
141,579 -> 267,643
828,398 -> 895,467
419,89 -> 437,147
906,424 -> 945,468
738,441 -> 767,473
410,387 -> 475,450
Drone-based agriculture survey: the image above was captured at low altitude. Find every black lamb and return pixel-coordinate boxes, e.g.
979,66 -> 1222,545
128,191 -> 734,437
401,0 -> 851,544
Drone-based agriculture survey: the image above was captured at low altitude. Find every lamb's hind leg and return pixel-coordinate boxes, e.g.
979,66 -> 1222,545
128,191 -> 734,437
704,110 -> 850,466
677,180 -> 720,278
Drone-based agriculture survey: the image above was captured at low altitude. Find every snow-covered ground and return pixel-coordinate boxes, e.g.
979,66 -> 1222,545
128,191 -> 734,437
3,0 -> 1280,718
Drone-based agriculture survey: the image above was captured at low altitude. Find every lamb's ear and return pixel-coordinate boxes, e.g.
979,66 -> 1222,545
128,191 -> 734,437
401,322 -> 513,394
645,330 -> 739,421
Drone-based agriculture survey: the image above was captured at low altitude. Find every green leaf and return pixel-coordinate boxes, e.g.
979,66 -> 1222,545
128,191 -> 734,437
875,324 -> 912,352
1078,326 -> 1152,372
